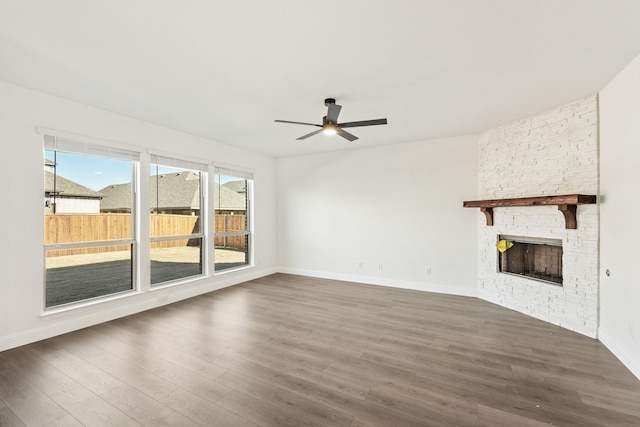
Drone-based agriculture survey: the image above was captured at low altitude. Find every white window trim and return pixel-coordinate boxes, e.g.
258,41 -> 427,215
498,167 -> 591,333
38,127 -> 142,156
149,149 -> 209,171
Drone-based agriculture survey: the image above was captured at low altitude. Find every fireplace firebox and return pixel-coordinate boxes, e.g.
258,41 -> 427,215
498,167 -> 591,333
497,235 -> 563,285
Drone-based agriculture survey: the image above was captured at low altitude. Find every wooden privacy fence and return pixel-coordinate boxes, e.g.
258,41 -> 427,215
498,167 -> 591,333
45,213 -> 131,256
45,213 -> 246,256
151,214 -> 199,249
214,214 -> 248,250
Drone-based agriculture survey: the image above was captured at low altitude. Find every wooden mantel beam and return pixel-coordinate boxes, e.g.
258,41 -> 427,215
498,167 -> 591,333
463,194 -> 596,229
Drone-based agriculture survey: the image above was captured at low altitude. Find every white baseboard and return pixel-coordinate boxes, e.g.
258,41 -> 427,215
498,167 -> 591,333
162,266 -> 278,303
598,328 -> 640,381
276,267 -> 477,298
0,266 -> 278,352
0,298 -> 155,353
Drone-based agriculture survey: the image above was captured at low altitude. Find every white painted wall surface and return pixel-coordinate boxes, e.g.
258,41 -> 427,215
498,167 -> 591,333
0,81 -> 278,351
599,53 -> 640,380
277,136 -> 478,296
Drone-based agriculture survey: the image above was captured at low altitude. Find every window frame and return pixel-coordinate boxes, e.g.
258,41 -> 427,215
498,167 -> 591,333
213,166 -> 254,273
39,129 -> 258,313
43,134 -> 140,309
149,154 -> 208,287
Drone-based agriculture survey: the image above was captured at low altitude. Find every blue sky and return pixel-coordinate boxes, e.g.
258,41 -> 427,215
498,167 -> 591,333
46,151 -> 238,191
46,151 -> 131,191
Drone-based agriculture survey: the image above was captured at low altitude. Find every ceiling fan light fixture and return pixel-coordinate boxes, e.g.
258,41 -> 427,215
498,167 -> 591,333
275,98 -> 387,142
323,123 -> 337,135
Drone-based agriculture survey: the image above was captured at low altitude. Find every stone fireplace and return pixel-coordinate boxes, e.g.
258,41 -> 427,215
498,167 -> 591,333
475,96 -> 599,338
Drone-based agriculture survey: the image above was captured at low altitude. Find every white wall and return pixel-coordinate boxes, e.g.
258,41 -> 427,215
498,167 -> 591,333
277,136 -> 478,296
0,81 -> 278,351
599,54 -> 640,379
477,97 -> 599,338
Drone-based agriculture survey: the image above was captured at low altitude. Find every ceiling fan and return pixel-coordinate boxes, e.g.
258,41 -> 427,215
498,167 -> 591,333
275,98 -> 387,141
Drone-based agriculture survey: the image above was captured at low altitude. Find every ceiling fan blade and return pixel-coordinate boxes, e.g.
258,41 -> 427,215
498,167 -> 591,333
275,119 -> 321,127
296,128 -> 324,140
337,128 -> 358,141
338,118 -> 387,128
326,103 -> 342,123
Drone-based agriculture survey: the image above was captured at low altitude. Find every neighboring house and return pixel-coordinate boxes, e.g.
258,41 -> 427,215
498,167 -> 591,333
100,171 -> 246,214
222,180 -> 247,195
44,170 -> 103,213
217,180 -> 247,214
98,181 -> 135,213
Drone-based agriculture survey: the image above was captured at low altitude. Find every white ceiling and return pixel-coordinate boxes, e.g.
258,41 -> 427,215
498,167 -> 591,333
2,1 -> 640,158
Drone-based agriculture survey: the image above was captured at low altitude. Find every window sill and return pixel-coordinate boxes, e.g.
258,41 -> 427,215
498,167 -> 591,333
149,274 -> 208,291
214,264 -> 255,276
40,290 -> 143,320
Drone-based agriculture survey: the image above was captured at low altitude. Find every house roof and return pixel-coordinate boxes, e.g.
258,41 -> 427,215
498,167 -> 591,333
150,171 -> 201,210
99,183 -> 133,211
214,182 -> 247,211
99,171 -> 246,211
222,180 -> 247,194
44,170 -> 103,199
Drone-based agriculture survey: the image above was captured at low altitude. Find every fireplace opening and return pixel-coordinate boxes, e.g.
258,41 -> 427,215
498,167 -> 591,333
497,235 -> 563,285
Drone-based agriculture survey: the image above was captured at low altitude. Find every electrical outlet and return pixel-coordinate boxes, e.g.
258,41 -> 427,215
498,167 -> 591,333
426,267 -> 432,276
378,263 -> 383,271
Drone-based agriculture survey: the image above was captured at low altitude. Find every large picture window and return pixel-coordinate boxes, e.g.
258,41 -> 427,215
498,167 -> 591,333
148,154 -> 207,285
214,167 -> 252,272
44,136 -> 138,308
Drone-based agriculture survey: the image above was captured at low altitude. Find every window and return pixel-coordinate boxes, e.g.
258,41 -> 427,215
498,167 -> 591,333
150,154 -> 207,285
44,136 -> 139,308
43,133 -> 255,308
214,167 -> 252,272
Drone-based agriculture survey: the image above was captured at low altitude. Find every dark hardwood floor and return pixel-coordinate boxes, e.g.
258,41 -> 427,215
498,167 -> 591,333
1,273 -> 639,426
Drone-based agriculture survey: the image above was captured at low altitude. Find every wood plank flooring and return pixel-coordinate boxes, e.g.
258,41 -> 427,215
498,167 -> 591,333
1,273 -> 639,426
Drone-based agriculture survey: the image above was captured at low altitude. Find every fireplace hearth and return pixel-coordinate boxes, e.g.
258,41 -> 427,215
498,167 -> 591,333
497,235 -> 563,285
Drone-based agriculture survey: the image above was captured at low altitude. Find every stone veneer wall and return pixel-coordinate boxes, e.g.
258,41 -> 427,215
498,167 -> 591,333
477,96 -> 599,337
